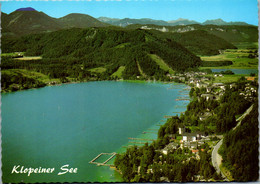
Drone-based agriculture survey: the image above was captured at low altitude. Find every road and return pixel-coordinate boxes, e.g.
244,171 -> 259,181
211,139 -> 227,180
211,104 -> 254,181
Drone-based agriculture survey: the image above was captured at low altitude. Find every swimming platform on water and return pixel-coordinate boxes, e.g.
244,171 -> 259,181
89,152 -> 117,167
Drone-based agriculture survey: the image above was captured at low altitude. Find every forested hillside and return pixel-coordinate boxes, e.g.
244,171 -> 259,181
1,9 -> 61,37
148,30 -> 237,55
170,30 -> 237,55
1,8 -> 108,37
127,24 -> 258,45
219,102 -> 259,181
1,27 -> 201,85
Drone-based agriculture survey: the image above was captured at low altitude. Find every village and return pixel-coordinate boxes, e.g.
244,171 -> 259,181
161,126 -> 210,156
159,70 -> 257,158
168,71 -> 257,101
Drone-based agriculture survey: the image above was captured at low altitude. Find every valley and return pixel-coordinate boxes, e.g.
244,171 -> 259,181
1,6 -> 259,183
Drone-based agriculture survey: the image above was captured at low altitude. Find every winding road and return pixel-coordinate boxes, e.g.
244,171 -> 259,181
211,104 -> 254,181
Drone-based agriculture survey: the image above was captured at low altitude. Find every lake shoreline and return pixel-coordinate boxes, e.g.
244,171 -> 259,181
1,78 -> 181,94
2,81 -> 187,183
109,82 -> 190,182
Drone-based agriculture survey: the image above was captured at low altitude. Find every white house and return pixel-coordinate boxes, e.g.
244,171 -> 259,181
182,133 -> 197,142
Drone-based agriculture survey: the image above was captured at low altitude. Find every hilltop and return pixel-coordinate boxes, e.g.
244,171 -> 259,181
1,9 -> 61,37
1,7 -> 108,37
202,18 -> 249,26
59,13 -> 109,28
144,29 -> 237,55
15,7 -> 36,11
1,7 -> 254,37
98,17 -> 250,27
126,24 -> 258,45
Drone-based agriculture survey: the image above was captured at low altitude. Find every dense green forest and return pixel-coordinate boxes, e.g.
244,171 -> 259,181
2,27 -> 201,84
115,133 -> 220,182
2,70 -> 46,91
219,101 -> 259,181
170,30 -> 237,55
156,82 -> 255,136
127,24 -> 258,44
140,29 -> 237,56
201,60 -> 233,67
2,25 -> 257,92
185,82 -> 256,133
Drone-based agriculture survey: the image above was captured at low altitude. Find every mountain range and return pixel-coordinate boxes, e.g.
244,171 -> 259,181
1,7 -> 257,87
1,7 -> 251,37
1,7 -> 108,37
97,17 -> 249,27
97,17 -> 200,27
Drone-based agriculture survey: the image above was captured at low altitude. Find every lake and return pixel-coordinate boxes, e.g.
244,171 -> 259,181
211,68 -> 258,75
2,81 -> 189,183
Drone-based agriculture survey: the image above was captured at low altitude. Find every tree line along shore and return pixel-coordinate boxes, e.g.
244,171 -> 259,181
1,25 -> 258,93
1,24 -> 258,182
114,71 -> 258,182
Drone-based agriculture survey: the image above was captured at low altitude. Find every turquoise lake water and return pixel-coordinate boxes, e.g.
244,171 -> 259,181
2,81 -> 189,183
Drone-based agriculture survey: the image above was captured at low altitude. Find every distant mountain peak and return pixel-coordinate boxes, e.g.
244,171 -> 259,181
215,18 -> 224,21
167,18 -> 199,25
176,18 -> 186,21
16,7 -> 36,11
203,18 -> 226,23
203,18 -> 249,25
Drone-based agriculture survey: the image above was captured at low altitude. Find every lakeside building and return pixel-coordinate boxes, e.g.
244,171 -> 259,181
162,142 -> 179,155
201,94 -> 214,101
178,126 -> 186,134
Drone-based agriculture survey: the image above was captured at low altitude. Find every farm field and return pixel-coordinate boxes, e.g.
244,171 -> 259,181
200,47 -> 258,70
206,73 -> 248,83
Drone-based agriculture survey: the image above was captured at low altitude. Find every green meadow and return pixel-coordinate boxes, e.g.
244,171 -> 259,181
200,47 -> 258,70
111,66 -> 126,78
206,73 -> 248,83
149,54 -> 175,74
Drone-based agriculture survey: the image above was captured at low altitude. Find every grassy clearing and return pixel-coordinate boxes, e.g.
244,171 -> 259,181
1,53 -> 42,60
1,52 -> 25,57
14,56 -> 42,60
200,48 -> 258,69
233,42 -> 258,49
89,67 -> 107,73
136,61 -> 146,77
111,66 -> 125,78
2,69 -> 60,83
213,75 -> 244,83
149,54 -> 175,74
206,73 -> 247,83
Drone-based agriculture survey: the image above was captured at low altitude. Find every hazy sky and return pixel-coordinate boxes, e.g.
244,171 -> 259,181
0,0 -> 258,25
